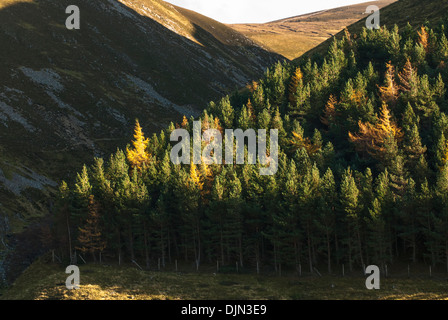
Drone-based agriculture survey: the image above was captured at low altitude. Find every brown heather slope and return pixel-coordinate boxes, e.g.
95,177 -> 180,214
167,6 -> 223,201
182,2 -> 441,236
230,0 -> 396,60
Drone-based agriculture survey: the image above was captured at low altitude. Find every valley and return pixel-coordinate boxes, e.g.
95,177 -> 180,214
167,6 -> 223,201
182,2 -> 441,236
2,0 -> 448,302
230,0 -> 396,60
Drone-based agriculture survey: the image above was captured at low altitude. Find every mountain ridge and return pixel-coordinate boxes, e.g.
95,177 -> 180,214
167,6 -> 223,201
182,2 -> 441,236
230,0 -> 397,60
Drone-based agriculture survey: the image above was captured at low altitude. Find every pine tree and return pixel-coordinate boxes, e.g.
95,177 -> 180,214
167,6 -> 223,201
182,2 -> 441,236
264,61 -> 288,108
257,109 -> 271,131
434,73 -> 446,103
372,170 -> 394,266
403,123 -> 427,174
435,164 -> 448,272
437,31 -> 448,62
207,170 -> 226,264
298,163 -> 320,273
365,198 -> 388,269
226,170 -> 244,267
270,107 -> 287,144
399,178 -> 418,263
316,168 -> 337,273
76,195 -> 106,262
237,105 -> 251,131
75,164 -> 92,200
275,159 -> 301,272
434,132 -> 448,170
339,167 -> 364,271
288,67 -> 303,107
53,181 -> 73,262
416,179 -> 437,266
106,149 -> 130,265
218,96 -> 235,128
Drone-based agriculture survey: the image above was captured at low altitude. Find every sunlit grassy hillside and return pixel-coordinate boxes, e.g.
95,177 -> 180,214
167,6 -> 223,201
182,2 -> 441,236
230,0 -> 396,60
2,254 -> 448,300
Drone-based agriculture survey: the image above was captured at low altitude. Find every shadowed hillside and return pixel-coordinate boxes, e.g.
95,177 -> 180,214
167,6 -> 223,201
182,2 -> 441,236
0,0 -> 282,285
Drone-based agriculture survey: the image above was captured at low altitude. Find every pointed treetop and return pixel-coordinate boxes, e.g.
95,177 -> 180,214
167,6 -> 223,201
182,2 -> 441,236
126,119 -> 151,169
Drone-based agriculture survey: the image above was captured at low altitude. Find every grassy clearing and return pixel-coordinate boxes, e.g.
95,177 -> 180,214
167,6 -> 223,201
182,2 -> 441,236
2,254 -> 448,300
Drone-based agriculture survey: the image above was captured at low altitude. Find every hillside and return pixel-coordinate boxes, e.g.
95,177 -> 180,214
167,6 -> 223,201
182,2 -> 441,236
0,0 -> 282,285
4,0 -> 448,301
24,0 -> 448,301
300,0 -> 448,60
230,0 -> 396,60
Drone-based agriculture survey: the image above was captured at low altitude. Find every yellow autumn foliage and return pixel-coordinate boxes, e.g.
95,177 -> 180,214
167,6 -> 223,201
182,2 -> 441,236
349,103 -> 403,157
290,131 -> 321,155
126,120 -> 151,169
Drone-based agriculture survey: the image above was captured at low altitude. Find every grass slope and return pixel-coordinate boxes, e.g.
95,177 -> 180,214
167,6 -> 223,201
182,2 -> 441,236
2,254 -> 448,300
230,0 -> 396,60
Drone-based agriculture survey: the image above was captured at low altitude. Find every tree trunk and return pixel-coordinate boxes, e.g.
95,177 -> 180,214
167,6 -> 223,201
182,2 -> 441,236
118,230 -> 122,266
66,214 -> 73,264
412,220 -> 416,263
356,223 -> 364,268
326,230 -> 331,274
220,228 -> 225,265
160,225 -> 165,267
143,221 -> 150,269
307,230 -> 313,273
196,221 -> 201,268
129,225 -> 135,261
239,235 -> 243,267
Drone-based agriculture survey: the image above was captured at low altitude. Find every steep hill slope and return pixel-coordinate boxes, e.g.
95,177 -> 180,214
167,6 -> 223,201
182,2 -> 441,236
0,0 -> 282,284
230,0 -> 396,60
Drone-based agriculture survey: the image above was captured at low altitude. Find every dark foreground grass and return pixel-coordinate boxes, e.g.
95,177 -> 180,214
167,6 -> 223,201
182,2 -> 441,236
1,254 -> 448,300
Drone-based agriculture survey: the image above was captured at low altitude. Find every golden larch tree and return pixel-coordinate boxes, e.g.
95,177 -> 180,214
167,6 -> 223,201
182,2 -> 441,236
418,26 -> 429,53
398,58 -> 418,95
378,62 -> 399,104
200,162 -> 214,200
321,94 -> 337,126
213,116 -> 223,135
190,163 -> 204,191
349,102 -> 403,158
127,119 -> 151,169
246,99 -> 256,122
290,132 -> 321,156
247,80 -> 258,93
288,67 -> 303,106
181,115 -> 189,129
